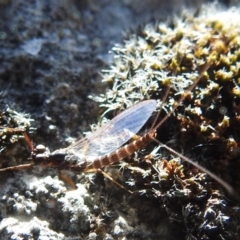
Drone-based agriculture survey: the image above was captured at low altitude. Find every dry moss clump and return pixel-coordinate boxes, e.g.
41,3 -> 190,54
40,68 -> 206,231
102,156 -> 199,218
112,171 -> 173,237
0,105 -> 33,168
92,4 -> 240,239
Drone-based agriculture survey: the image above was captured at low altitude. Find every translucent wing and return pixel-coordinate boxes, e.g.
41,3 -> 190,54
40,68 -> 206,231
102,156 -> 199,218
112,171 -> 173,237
62,100 -> 156,162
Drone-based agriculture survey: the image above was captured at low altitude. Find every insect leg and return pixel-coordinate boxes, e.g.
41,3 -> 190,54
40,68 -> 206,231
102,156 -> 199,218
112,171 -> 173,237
97,169 -> 133,194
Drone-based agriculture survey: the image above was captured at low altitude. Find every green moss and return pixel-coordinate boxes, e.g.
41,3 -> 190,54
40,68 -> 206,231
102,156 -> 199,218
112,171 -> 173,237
90,3 -> 240,240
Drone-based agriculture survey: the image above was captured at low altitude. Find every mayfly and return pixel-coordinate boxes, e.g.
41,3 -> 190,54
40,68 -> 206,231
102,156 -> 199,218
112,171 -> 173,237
0,61 -> 234,194
0,101 -> 156,172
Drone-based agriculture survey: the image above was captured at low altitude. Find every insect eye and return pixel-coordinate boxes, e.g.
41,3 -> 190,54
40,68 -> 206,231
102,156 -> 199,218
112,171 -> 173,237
35,144 -> 46,154
35,153 -> 47,160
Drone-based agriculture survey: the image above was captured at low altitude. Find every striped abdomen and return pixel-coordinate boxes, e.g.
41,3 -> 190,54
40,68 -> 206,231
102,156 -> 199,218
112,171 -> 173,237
83,131 -> 155,172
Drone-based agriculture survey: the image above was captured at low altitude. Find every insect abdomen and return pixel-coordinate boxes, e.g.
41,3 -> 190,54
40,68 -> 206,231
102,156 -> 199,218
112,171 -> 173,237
84,132 -> 154,172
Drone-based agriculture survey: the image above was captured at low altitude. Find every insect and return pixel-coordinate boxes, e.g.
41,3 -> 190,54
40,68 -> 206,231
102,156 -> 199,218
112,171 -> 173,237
0,60 -> 234,195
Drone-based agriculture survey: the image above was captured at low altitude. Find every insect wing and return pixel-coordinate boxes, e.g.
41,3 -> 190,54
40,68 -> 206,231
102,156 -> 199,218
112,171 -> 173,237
65,100 -> 157,161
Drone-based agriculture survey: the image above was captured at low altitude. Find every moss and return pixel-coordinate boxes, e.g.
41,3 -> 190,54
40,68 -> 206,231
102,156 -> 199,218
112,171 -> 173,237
91,4 -> 240,239
0,105 -> 33,168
